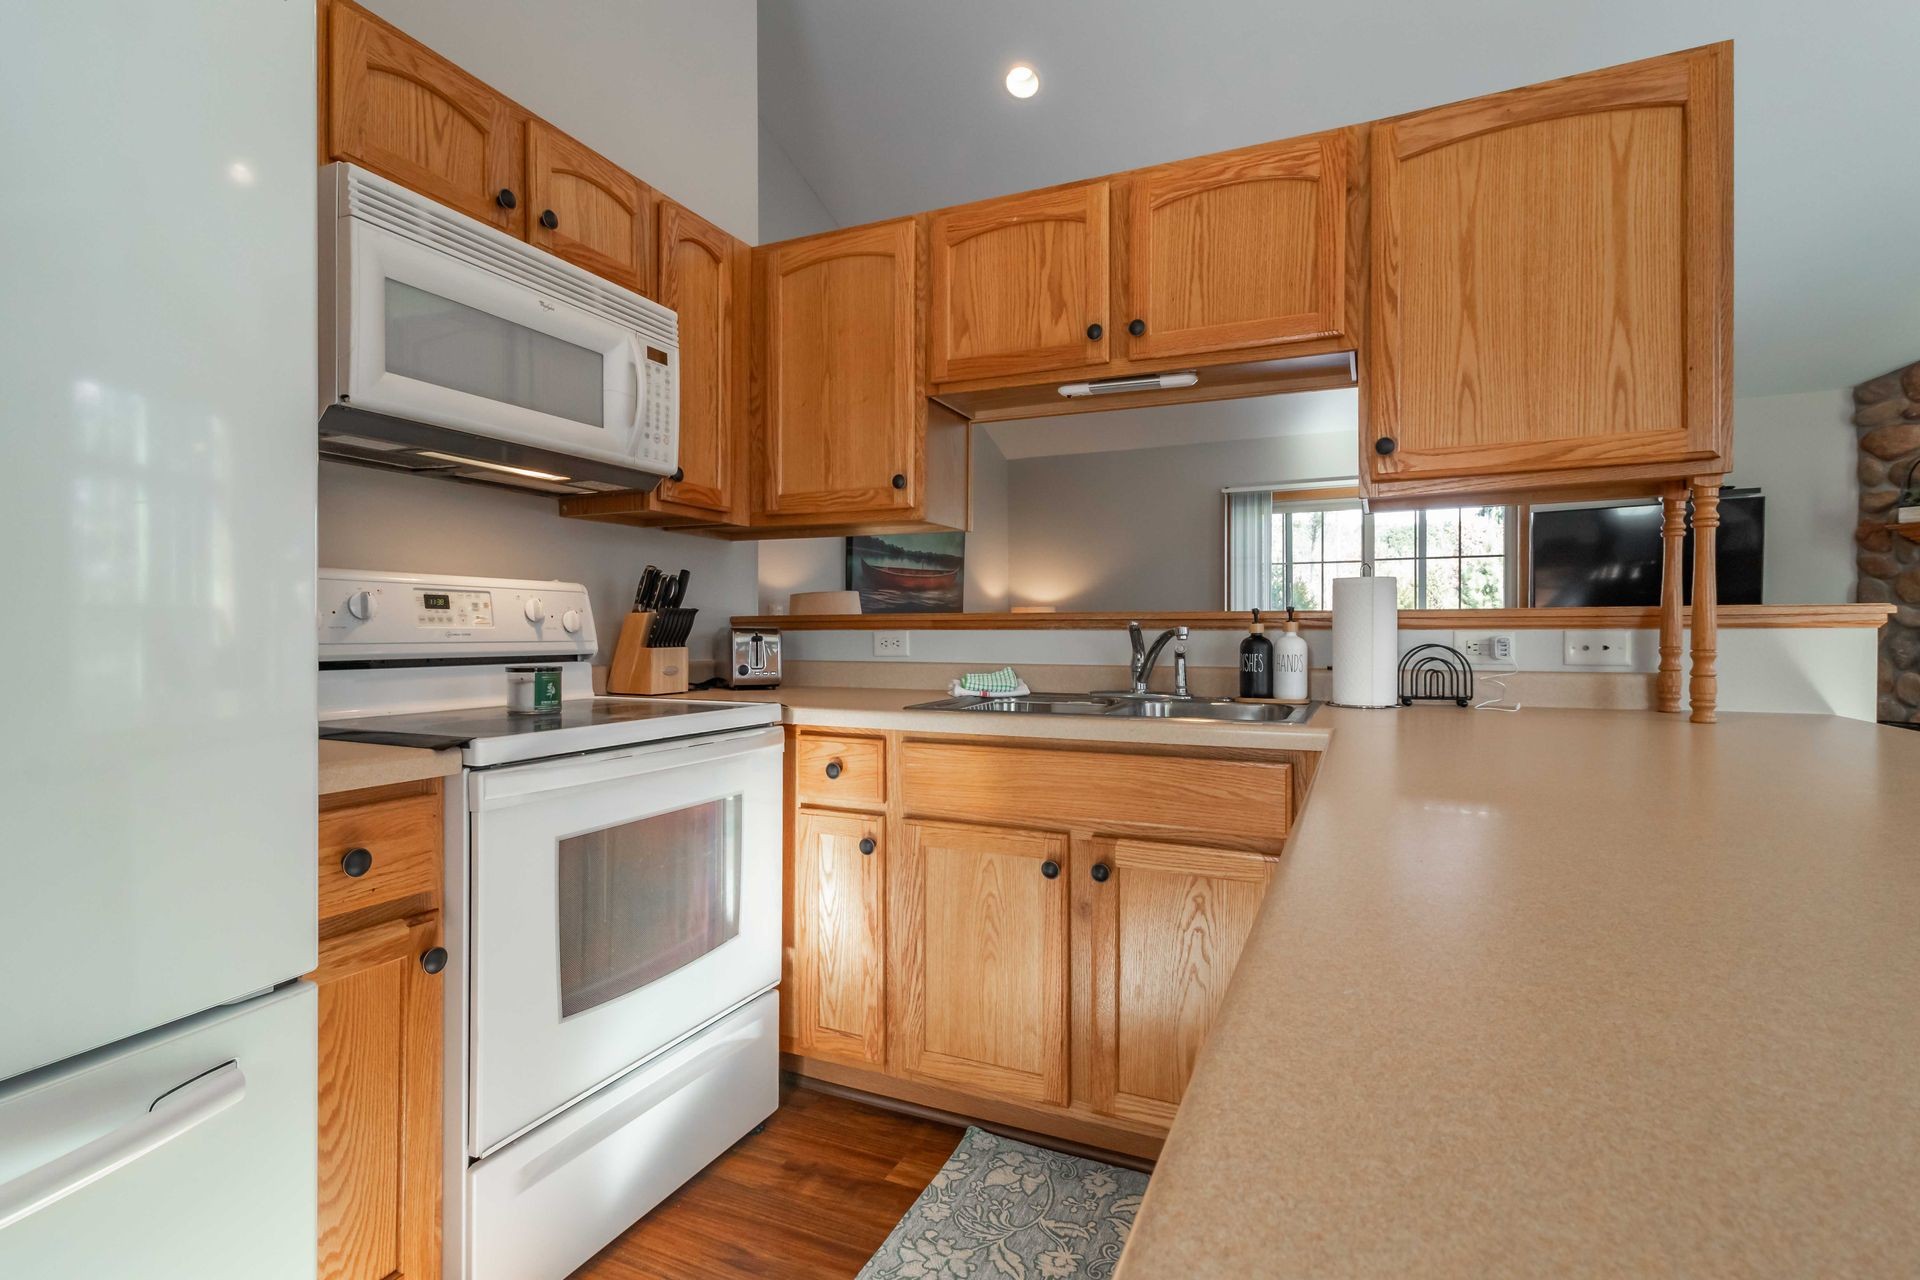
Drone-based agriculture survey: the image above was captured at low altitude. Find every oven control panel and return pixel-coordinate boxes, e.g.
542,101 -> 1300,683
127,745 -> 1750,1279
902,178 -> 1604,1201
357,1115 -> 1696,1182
319,569 -> 596,663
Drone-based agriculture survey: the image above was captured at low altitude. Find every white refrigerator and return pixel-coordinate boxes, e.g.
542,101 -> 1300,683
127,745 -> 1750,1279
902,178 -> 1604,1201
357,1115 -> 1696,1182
0,1 -> 320,1275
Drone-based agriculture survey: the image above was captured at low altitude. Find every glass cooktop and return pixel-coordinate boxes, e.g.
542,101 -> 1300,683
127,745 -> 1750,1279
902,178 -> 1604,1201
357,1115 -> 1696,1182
320,697 -> 779,766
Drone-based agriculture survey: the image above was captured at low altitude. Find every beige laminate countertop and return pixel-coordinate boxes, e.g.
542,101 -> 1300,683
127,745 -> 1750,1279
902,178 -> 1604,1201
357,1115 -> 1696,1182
667,687 -> 1920,1273
318,738 -> 461,796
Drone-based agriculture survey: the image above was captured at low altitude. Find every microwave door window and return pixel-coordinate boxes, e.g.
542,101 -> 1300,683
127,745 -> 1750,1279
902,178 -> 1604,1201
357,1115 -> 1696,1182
555,796 -> 742,1019
384,279 -> 605,428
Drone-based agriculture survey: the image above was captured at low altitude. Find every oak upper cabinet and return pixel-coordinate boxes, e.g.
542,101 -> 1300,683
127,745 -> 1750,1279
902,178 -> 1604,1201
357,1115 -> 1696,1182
1121,134 -> 1349,361
789,808 -> 888,1067
525,119 -> 655,295
325,1 -> 522,232
757,219 -> 924,519
894,820 -> 1070,1106
652,200 -> 744,518
1082,839 -> 1273,1128
929,183 -> 1111,383
314,913 -> 444,1280
1363,43 -> 1731,492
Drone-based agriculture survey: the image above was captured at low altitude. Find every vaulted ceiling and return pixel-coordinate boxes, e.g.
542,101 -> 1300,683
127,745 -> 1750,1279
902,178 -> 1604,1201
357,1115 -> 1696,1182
759,0 -> 1920,398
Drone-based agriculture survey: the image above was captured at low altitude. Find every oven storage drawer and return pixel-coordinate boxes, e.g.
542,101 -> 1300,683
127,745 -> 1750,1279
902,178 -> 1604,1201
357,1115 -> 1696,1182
468,991 -> 777,1280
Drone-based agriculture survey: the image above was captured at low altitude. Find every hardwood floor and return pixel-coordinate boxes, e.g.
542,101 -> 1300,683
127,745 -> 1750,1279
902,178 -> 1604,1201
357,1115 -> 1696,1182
569,1083 -> 964,1279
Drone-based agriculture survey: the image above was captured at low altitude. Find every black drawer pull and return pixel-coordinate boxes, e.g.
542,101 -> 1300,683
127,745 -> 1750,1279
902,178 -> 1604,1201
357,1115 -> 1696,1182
1090,862 -> 1112,883
1040,860 -> 1060,880
824,760 -> 843,779
420,947 -> 448,975
340,847 -> 373,878
859,837 -> 876,855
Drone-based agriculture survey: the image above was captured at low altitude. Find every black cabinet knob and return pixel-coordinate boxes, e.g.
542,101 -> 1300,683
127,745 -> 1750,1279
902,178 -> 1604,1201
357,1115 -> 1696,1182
824,760 -> 842,779
859,837 -> 876,855
1090,862 -> 1112,883
340,847 -> 373,878
670,467 -> 684,483
1040,860 -> 1061,880
1086,322 -> 1103,340
420,946 -> 448,975
539,209 -> 559,230
890,473 -> 906,490
1374,436 -> 1397,455
1128,318 -> 1146,337
496,188 -> 517,209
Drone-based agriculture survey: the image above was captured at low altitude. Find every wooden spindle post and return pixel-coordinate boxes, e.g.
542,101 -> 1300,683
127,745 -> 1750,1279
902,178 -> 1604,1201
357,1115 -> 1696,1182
1688,480 -> 1721,723
1656,484 -> 1687,713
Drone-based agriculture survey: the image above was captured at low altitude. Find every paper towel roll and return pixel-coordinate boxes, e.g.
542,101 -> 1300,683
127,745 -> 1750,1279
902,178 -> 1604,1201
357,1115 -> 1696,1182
1330,576 -> 1400,708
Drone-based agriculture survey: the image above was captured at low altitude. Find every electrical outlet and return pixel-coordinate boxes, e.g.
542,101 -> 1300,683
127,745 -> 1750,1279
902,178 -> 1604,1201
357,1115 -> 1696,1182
1564,629 -> 1632,667
873,630 -> 910,657
1454,630 -> 1517,672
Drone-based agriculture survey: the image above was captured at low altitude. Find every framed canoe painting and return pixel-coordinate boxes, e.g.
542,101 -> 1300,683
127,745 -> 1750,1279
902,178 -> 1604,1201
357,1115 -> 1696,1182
846,533 -> 966,613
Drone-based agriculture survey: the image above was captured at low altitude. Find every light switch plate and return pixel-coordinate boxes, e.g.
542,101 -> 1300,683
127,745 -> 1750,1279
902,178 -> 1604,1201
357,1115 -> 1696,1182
1564,629 -> 1632,667
873,631 -> 910,657
1454,630 -> 1517,672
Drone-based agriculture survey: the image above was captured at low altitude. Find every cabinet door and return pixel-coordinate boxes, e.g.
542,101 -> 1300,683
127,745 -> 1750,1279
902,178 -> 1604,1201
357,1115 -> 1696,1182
929,183 -> 1109,383
790,808 -> 887,1066
760,220 -> 922,517
648,200 -> 742,518
894,821 -> 1069,1106
327,1 -> 520,231
1365,44 -> 1730,486
1083,839 -> 1273,1128
313,914 -> 444,1280
526,119 -> 654,294
1123,135 -> 1346,361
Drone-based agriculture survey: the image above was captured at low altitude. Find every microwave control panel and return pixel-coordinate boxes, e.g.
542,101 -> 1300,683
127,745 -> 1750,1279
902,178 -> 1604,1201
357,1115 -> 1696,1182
636,349 -> 678,473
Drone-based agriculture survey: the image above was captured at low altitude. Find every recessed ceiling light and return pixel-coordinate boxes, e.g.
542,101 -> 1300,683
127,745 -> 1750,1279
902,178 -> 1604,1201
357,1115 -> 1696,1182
1005,65 -> 1039,99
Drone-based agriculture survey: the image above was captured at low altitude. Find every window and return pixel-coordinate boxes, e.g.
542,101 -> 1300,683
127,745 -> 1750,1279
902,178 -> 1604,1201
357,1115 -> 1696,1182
1256,497 -> 1516,610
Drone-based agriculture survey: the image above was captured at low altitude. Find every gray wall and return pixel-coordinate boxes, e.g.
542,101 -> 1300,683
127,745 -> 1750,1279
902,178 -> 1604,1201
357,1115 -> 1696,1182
362,0 -> 758,240
759,120 -> 838,243
318,462 -> 756,663
1726,388 -> 1859,603
1005,431 -> 1356,611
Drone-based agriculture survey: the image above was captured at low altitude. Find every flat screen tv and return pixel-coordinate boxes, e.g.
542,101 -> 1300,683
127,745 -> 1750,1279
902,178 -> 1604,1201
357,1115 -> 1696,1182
1529,491 -> 1764,607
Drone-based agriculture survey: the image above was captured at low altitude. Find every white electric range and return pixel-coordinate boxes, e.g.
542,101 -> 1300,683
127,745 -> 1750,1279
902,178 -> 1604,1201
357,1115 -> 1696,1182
317,568 -> 782,1280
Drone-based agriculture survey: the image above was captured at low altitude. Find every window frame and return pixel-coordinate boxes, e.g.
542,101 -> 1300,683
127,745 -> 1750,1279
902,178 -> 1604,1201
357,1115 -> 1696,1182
1263,495 -> 1522,610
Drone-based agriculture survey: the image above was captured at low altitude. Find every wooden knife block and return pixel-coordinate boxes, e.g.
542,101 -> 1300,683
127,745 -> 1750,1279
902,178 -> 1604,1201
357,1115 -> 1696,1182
607,612 -> 689,695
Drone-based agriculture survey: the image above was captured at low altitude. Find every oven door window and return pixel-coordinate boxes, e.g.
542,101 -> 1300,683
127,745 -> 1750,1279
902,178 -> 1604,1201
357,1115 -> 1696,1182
555,796 -> 741,1018
384,278 -> 606,427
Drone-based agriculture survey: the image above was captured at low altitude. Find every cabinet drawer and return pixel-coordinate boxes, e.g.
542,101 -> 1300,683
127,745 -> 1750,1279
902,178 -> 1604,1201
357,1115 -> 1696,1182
793,734 -> 887,809
318,784 -> 442,922
901,741 -> 1290,849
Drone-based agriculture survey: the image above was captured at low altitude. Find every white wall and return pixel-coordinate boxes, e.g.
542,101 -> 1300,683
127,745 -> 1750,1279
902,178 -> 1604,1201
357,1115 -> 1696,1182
1728,388 -> 1859,603
362,0 -> 758,240
318,462 -> 755,664
1004,429 -> 1357,610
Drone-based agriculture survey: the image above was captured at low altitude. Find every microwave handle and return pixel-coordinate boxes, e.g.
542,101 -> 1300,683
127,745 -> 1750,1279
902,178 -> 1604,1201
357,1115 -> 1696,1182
627,334 -> 648,438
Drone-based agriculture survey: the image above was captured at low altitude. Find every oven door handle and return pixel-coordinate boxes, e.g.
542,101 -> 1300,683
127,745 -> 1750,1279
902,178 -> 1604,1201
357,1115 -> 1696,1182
471,725 -> 785,808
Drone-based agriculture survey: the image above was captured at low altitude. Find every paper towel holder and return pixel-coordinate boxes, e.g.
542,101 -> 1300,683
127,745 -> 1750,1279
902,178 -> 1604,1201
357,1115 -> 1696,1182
1398,643 -> 1475,707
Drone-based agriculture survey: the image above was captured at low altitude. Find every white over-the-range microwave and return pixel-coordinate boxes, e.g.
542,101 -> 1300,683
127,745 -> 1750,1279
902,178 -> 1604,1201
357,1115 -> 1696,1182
318,162 -> 679,495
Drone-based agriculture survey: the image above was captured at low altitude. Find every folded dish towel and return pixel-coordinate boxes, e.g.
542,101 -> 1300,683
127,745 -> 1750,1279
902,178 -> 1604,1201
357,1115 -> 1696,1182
948,666 -> 1028,697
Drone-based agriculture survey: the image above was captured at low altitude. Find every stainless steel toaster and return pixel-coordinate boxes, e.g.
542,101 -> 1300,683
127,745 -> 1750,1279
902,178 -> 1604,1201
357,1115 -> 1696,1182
721,627 -> 782,688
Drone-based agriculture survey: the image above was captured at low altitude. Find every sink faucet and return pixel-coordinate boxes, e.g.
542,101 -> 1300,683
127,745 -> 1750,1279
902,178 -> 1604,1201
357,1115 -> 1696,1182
1128,622 -> 1190,696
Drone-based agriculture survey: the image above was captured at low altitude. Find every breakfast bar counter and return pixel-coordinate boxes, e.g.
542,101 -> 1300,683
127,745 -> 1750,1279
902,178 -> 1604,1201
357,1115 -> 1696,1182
677,687 -> 1920,1273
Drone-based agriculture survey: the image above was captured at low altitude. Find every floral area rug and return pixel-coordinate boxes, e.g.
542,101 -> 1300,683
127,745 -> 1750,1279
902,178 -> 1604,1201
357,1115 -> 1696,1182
855,1126 -> 1149,1279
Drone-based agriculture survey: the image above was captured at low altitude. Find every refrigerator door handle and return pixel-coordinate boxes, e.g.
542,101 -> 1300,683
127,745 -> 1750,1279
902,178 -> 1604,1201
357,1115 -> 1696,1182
0,1060 -> 246,1230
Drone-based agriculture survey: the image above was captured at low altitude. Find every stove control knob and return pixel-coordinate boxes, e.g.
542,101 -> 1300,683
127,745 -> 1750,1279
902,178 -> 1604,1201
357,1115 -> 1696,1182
523,597 -> 544,624
347,590 -> 378,621
562,609 -> 583,634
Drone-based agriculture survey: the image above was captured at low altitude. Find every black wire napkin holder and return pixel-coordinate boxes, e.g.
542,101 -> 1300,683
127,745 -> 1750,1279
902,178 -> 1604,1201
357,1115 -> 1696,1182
1398,643 -> 1474,707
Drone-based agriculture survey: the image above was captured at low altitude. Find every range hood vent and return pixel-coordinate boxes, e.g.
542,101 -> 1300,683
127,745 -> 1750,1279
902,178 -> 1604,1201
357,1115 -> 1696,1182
1058,370 -> 1200,398
318,404 -> 652,497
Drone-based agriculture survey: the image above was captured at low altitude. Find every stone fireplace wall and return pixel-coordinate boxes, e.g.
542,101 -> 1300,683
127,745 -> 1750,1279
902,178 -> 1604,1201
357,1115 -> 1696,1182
1853,359 -> 1920,723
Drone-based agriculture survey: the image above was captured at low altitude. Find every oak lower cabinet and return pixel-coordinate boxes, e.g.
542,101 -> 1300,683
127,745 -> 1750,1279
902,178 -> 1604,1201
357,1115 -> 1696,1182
313,778 -> 447,1280
1084,838 -> 1274,1128
781,730 -> 1300,1157
893,821 -> 1072,1107
1362,42 -> 1731,497
789,807 -> 888,1067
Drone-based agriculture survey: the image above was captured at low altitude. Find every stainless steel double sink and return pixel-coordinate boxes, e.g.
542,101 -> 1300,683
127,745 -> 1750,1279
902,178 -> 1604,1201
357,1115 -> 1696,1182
903,691 -> 1318,724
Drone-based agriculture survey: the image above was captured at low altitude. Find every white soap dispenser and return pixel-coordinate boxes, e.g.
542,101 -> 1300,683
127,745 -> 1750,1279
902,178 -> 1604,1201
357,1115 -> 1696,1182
1274,606 -> 1310,702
